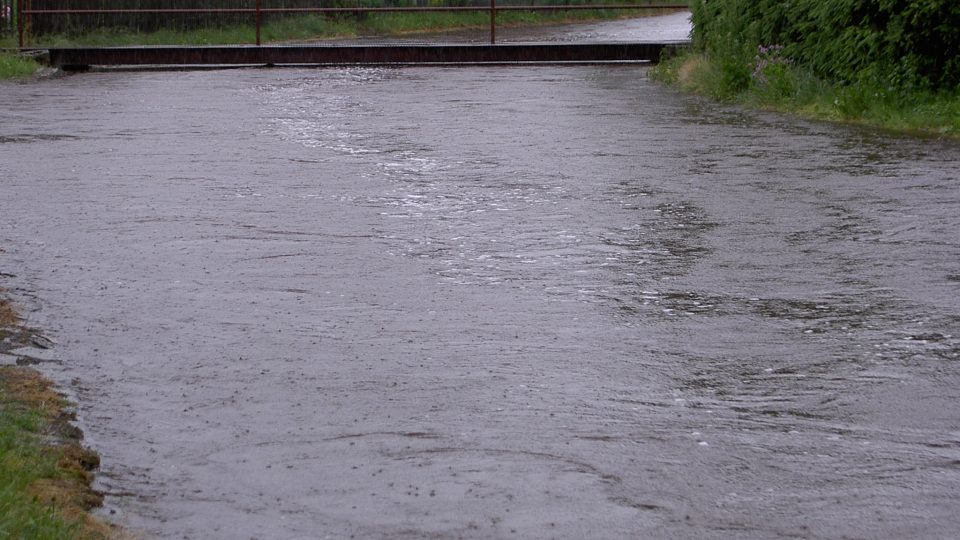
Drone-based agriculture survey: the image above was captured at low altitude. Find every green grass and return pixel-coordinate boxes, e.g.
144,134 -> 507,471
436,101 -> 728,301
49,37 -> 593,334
0,375 -> 83,539
653,50 -> 960,139
0,52 -> 38,79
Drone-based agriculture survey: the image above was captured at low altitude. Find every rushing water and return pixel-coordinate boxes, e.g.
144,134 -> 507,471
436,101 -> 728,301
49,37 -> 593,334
2,15 -> 960,540
333,10 -> 692,44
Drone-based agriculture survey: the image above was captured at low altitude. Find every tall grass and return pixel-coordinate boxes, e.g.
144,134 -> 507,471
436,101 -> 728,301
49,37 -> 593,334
653,50 -> 960,138
0,52 -> 37,78
0,403 -> 81,539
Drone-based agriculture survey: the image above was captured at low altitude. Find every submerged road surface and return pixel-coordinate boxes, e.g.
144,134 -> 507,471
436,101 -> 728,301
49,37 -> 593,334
2,21 -> 960,540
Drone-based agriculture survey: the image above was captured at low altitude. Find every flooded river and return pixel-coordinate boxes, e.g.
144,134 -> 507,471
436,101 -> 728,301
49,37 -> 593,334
3,13 -> 960,539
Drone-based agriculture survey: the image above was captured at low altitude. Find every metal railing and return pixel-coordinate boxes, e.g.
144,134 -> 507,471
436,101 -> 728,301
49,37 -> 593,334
16,1 -> 688,47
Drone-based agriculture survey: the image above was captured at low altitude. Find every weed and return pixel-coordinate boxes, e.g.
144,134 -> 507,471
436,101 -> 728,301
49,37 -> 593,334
0,52 -> 37,79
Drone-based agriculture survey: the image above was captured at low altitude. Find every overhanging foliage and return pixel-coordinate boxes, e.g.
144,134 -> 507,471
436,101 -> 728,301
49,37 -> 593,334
690,0 -> 960,91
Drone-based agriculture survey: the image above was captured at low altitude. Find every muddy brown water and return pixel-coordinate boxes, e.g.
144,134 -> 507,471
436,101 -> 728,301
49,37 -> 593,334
2,14 -> 960,540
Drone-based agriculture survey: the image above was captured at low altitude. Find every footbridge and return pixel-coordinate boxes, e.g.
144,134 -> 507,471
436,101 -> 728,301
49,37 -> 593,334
14,1 -> 689,70
42,42 -> 684,70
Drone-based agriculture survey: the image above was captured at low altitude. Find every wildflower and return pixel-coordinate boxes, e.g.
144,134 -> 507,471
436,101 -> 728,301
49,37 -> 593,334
752,44 -> 792,84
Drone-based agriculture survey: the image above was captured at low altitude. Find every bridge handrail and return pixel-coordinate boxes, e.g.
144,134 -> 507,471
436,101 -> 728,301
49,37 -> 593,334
17,2 -> 689,47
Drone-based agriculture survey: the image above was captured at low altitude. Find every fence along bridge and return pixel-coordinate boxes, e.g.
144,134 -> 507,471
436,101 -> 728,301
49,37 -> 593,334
13,1 -> 689,69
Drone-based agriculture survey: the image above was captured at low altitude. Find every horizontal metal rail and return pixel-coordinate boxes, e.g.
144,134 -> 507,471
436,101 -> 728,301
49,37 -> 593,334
22,5 -> 688,15
18,2 -> 689,47
46,42 -> 685,69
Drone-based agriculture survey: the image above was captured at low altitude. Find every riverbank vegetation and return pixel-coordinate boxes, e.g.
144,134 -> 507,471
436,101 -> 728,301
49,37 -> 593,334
0,297 -> 114,539
0,51 -> 38,78
654,0 -> 960,138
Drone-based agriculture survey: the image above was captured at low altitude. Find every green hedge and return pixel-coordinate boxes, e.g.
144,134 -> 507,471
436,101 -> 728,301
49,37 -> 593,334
690,0 -> 960,92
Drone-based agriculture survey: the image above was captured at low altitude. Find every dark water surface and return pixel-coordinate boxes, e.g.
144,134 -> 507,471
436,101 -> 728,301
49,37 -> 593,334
3,22 -> 960,540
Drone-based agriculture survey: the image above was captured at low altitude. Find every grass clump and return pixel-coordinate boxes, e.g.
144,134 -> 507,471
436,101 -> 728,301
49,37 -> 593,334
0,298 -> 17,328
0,52 -> 38,79
0,297 -> 116,540
653,49 -> 960,138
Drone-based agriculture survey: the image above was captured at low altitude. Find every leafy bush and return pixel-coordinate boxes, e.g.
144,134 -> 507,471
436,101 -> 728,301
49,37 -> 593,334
690,0 -> 960,92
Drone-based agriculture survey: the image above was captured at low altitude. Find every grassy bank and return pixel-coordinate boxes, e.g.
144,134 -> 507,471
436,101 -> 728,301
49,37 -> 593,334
653,51 -> 960,139
658,0 -> 960,138
0,296 -> 115,539
0,52 -> 39,79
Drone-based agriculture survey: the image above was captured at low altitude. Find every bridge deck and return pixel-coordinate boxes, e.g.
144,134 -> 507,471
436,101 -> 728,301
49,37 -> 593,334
44,42 -> 687,70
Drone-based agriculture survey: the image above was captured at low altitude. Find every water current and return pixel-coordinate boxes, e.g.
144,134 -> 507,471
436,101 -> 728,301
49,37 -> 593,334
2,12 -> 960,539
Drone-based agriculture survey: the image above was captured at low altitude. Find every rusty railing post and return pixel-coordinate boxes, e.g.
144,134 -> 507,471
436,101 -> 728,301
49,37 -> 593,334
16,0 -> 22,48
255,0 -> 262,46
490,0 -> 496,44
